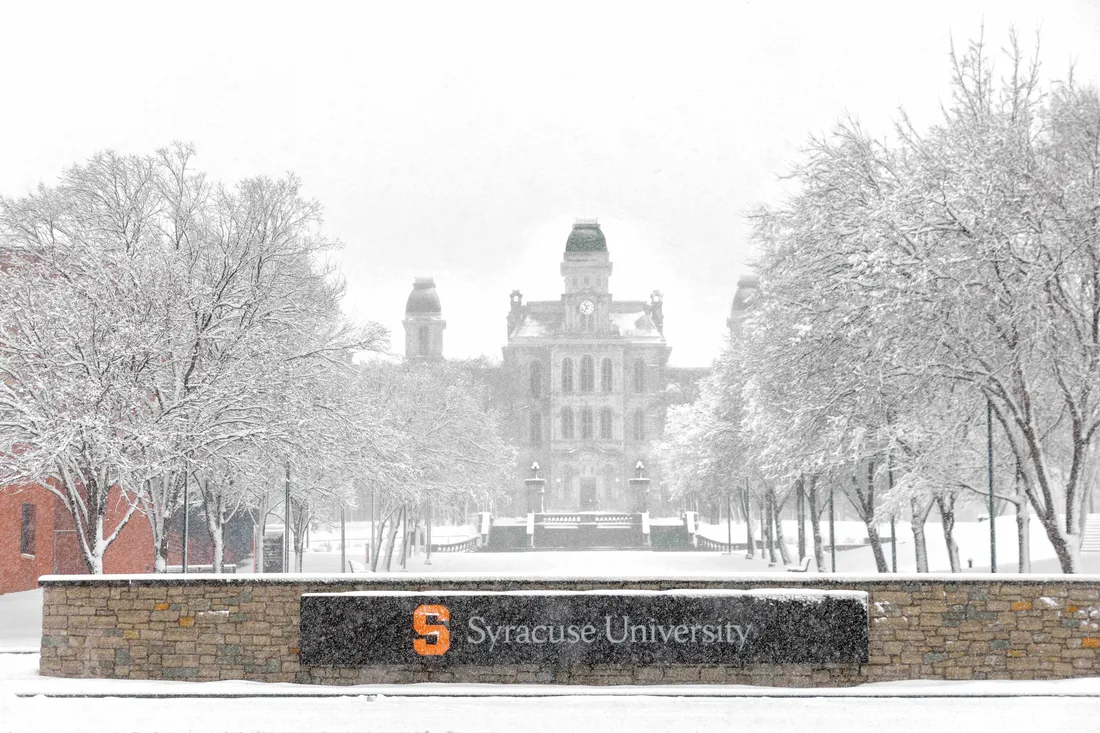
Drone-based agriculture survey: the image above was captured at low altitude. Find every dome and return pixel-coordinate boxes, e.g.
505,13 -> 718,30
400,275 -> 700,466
565,219 -> 607,252
405,277 -> 442,314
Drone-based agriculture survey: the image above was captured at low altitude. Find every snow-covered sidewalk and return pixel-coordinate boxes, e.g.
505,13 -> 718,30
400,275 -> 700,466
3,651 -> 1100,733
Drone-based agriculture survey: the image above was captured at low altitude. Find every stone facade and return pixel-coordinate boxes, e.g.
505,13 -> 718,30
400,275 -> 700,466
503,220 -> 675,515
39,574 -> 1100,686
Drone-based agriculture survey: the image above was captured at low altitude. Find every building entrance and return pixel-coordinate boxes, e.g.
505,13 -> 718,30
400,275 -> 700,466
580,478 -> 598,510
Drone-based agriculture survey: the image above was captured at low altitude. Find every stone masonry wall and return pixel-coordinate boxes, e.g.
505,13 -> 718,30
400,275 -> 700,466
38,574 -> 1100,686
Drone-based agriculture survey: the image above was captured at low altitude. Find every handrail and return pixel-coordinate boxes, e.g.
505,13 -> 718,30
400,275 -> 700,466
429,535 -> 481,553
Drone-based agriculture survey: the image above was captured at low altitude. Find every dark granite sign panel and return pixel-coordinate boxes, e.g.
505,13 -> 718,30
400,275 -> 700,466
299,589 -> 868,667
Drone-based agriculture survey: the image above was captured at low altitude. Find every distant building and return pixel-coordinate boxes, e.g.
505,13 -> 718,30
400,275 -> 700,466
728,273 -> 759,338
403,277 -> 446,361
500,220 -> 680,514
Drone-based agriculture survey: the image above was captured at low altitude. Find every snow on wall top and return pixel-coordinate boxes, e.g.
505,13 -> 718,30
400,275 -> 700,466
304,588 -> 870,606
36,572 -> 1100,586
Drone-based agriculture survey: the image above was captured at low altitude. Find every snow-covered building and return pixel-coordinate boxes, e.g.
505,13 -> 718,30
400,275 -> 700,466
0,483 -> 152,594
402,277 -> 446,361
727,273 -> 759,338
501,220 -> 678,514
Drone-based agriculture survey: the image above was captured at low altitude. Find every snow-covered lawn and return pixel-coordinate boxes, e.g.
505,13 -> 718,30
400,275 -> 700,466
696,515 -> 1100,574
0,590 -> 41,653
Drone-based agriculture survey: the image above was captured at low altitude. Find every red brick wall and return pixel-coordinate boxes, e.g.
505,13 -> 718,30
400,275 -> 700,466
0,483 -> 56,595
1,483 -> 155,595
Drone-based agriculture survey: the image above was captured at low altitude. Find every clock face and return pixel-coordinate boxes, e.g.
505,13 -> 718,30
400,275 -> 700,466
579,300 -> 594,315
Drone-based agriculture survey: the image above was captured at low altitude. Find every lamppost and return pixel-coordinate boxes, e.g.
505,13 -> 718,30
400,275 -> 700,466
629,461 -> 650,514
525,462 -> 545,514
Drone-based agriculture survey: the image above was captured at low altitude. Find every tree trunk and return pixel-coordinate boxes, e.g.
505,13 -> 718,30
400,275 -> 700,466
910,497 -> 933,573
1015,498 -> 1031,573
743,488 -> 755,559
866,521 -> 889,572
292,502 -> 310,573
807,476 -> 826,571
758,497 -> 766,558
382,508 -> 401,572
771,485 -> 792,565
253,493 -> 270,574
937,494 -> 961,572
796,478 -> 806,561
857,460 -> 888,573
199,480 -> 227,573
211,522 -> 224,573
154,521 -> 170,573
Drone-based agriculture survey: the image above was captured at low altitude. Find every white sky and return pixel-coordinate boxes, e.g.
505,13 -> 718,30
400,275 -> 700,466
2,1 -> 1098,366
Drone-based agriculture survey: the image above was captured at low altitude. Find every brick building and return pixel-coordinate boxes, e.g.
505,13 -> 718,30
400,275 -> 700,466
0,482 -> 153,595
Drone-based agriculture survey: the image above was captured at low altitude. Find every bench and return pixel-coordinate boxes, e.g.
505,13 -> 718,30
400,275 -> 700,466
347,560 -> 368,573
166,564 -> 237,574
786,556 -> 812,572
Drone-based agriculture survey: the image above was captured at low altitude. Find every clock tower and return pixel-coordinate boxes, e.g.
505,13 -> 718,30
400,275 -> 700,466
561,219 -> 612,333
502,218 -> 676,516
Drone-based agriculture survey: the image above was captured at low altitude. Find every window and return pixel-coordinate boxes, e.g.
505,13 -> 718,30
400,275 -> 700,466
418,326 -> 430,356
561,358 -> 574,394
600,408 -> 613,439
579,355 -> 595,393
561,407 -> 575,439
530,412 -> 542,446
581,407 -> 594,440
20,503 -> 36,556
633,409 -> 646,441
600,357 -> 613,393
529,361 -> 542,398
633,359 -> 646,393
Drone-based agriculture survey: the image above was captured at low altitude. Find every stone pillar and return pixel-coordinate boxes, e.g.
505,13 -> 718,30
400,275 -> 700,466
525,478 -> 546,514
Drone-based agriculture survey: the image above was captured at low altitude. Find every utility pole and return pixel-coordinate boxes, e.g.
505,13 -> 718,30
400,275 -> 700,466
426,502 -> 433,566
182,468 -> 190,574
284,462 -> 291,573
988,399 -> 997,573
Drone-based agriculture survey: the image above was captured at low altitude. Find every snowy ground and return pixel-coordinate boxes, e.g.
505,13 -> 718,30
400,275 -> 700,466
696,515 -> 1100,574
283,516 -> 1100,575
0,590 -> 42,653
3,651 -> 1100,733
6,521 -> 1100,731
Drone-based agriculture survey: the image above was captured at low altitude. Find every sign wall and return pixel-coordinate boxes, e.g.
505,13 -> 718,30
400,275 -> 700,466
299,589 -> 868,667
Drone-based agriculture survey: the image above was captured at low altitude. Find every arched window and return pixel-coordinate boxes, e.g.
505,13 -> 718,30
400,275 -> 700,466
561,358 -> 574,394
581,407 -> 594,440
579,355 -> 595,393
418,326 -> 431,356
529,361 -> 541,398
530,412 -> 542,446
561,407 -> 574,440
632,359 -> 646,393
600,357 -> 613,393
600,407 -> 613,439
633,409 -> 646,441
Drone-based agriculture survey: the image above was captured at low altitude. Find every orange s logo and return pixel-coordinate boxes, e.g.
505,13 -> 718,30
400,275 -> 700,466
413,604 -> 450,656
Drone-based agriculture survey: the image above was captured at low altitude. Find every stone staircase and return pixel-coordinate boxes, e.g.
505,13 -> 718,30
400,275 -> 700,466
1081,514 -> 1100,553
